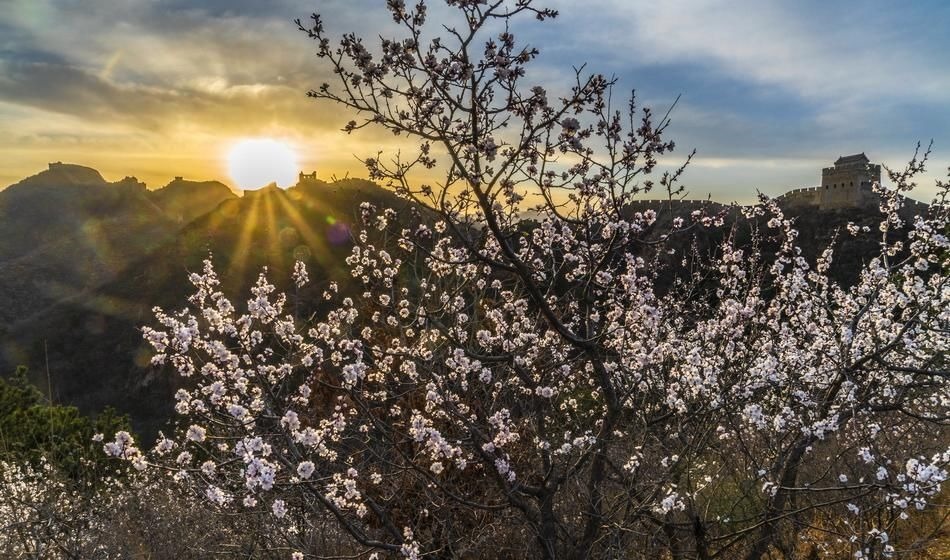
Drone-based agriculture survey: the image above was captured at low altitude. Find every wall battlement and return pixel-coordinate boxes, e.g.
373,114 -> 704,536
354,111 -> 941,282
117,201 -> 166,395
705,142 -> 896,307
627,199 -> 724,207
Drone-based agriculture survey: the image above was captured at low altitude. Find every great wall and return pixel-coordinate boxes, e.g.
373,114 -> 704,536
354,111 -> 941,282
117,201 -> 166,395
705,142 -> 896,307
630,153 -> 928,212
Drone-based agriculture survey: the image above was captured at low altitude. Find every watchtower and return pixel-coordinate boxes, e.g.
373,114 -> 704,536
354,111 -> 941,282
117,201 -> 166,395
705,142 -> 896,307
818,153 -> 881,209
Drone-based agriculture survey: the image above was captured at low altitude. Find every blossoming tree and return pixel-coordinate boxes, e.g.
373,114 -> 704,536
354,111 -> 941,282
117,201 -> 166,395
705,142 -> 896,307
105,1 -> 950,558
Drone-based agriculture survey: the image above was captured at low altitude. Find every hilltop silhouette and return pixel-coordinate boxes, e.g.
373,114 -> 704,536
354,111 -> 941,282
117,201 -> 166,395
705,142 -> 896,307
0,164 -> 421,434
0,164 -> 235,325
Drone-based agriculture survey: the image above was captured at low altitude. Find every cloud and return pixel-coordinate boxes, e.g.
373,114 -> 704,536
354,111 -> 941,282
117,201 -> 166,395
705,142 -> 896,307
0,59 -> 338,136
533,0 -> 950,198
0,0 -> 424,140
556,0 -> 950,105
0,0 -> 947,200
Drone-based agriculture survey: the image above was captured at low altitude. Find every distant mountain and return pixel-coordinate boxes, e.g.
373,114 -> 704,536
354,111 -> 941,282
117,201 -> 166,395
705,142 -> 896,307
0,164 -> 173,325
12,162 -> 107,188
1,173 -> 422,436
150,177 -> 235,224
0,164 -> 925,437
630,197 -> 925,289
0,163 -> 237,326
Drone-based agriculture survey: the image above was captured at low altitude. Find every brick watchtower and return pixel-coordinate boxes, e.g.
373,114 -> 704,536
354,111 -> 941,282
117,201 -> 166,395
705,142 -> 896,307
818,153 -> 881,209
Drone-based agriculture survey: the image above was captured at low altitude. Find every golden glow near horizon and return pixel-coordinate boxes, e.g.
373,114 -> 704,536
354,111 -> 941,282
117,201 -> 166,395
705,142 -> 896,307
226,138 -> 300,190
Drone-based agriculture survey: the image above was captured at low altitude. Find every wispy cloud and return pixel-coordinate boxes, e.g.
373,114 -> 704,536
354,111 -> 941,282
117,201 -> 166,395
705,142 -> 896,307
562,0 -> 950,103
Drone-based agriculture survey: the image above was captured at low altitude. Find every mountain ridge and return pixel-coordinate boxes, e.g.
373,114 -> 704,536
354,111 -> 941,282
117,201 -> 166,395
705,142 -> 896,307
0,164 -> 419,435
0,163 -> 239,325
9,162 -> 108,188
0,162 -> 926,437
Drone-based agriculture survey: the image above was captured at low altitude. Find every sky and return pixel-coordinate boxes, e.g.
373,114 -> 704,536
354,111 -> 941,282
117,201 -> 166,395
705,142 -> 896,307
1,0 -> 948,202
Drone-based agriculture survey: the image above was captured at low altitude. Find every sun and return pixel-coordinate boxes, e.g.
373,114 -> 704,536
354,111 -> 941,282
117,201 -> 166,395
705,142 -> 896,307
226,138 -> 299,190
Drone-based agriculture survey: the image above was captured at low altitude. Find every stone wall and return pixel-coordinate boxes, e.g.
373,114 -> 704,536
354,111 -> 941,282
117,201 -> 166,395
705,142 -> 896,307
626,199 -> 725,210
627,191 -> 928,215
775,186 -> 822,208
777,183 -> 879,210
773,157 -> 887,210
625,153 -> 930,214
776,183 -> 929,213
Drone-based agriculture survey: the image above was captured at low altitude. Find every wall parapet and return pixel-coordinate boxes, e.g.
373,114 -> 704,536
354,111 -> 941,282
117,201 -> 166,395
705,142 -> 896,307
627,199 -> 724,205
776,186 -> 821,198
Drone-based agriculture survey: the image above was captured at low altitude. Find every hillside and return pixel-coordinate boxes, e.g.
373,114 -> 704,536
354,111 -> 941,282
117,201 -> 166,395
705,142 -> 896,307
0,164 -> 174,324
0,166 -> 929,437
1,175 -> 421,436
631,199 -> 910,289
0,164 -> 236,326
149,177 -> 235,224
